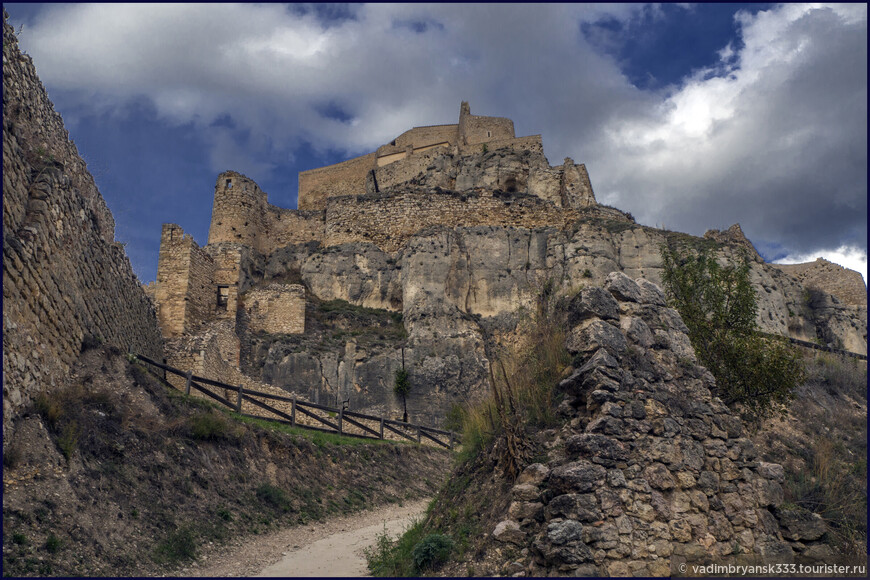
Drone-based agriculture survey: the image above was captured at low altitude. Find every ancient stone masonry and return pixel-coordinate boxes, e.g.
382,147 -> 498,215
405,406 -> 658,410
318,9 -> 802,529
244,284 -> 306,335
297,102 -> 523,210
2,14 -> 164,438
491,273 -> 804,576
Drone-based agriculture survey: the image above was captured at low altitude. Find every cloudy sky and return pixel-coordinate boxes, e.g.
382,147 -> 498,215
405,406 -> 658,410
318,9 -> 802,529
6,3 -> 867,284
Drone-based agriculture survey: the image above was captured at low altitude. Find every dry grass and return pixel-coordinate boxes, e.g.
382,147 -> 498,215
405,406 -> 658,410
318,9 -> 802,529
757,351 -> 867,553
459,280 -> 571,476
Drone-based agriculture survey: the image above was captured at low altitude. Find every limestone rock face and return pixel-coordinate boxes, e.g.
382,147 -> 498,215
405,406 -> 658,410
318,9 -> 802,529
240,217 -> 865,426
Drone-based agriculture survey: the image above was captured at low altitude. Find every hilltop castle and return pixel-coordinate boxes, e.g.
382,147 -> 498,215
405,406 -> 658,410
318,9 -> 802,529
151,103 -> 615,349
147,102 -> 865,423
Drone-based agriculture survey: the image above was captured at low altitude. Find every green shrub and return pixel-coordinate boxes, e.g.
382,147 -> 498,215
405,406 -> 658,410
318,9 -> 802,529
12,533 -> 27,546
411,533 -> 454,573
365,518 -> 427,577
154,526 -> 197,564
58,422 -> 79,461
44,533 -> 62,554
660,244 -> 805,421
256,483 -> 291,512
188,411 -> 230,441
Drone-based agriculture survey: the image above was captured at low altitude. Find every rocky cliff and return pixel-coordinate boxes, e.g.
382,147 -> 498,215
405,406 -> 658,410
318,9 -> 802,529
408,273 -> 864,577
235,217 -> 865,428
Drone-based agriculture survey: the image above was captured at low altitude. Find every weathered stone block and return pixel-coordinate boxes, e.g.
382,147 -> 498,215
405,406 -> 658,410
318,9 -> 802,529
548,460 -> 607,494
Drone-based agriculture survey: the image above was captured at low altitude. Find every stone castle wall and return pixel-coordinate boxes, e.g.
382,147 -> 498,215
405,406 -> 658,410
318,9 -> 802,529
325,190 -> 582,253
155,224 -> 216,337
297,152 -> 376,211
207,171 -> 268,249
392,123 -> 458,150
298,103 -> 523,211
205,242 -> 245,321
244,284 -> 306,335
265,207 -> 325,252
461,114 -> 515,145
2,15 -> 163,436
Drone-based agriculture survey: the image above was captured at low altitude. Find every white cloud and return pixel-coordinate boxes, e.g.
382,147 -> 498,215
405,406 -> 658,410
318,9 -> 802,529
12,2 -> 866,280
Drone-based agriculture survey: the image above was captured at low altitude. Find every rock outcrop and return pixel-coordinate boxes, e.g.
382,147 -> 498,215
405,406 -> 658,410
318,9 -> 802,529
428,273 -> 842,577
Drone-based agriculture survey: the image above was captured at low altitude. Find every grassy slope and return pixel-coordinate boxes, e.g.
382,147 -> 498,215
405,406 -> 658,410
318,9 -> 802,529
2,345 -> 450,577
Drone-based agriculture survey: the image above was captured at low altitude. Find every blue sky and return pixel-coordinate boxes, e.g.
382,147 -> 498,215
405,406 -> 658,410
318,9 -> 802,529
5,3 -> 867,284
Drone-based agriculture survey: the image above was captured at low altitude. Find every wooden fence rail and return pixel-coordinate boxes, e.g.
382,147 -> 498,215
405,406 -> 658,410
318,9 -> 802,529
133,354 -> 459,449
757,332 -> 867,361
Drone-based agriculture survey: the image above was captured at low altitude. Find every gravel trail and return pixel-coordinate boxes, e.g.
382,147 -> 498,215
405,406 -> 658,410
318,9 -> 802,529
176,498 -> 430,577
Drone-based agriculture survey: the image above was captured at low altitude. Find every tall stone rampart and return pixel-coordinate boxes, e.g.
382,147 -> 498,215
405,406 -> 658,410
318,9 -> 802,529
2,13 -> 163,436
460,113 -> 515,145
297,152 -> 376,210
265,207 -> 325,252
155,224 -> 215,337
392,123 -> 458,150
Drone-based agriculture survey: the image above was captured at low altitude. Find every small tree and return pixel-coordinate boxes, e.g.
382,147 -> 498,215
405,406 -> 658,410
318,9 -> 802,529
660,244 -> 805,421
394,368 -> 411,423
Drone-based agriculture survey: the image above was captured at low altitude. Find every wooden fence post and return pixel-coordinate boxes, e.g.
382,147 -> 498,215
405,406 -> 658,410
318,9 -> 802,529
291,396 -> 296,426
379,417 -> 384,440
449,432 -> 454,450
185,370 -> 192,396
236,384 -> 243,412
416,425 -> 421,444
338,409 -> 343,435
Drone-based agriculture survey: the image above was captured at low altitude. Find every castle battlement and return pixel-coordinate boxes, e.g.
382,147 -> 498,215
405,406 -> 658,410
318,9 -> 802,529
298,102 -> 522,210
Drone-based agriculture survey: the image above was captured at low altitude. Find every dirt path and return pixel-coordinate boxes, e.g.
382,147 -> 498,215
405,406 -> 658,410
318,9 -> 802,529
177,498 -> 430,577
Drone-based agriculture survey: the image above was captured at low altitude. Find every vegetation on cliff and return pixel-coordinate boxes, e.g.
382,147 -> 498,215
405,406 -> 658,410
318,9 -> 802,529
660,244 -> 805,421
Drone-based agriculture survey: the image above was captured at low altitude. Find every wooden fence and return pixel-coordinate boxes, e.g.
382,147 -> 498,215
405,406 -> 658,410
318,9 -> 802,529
133,354 -> 459,449
757,332 -> 867,361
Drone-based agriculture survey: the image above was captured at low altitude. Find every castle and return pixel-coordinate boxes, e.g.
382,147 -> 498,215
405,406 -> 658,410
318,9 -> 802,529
149,103 -> 621,398
147,102 -> 866,423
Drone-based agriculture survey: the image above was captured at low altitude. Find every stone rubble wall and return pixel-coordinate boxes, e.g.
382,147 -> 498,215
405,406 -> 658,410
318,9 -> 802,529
460,113 -> 515,145
265,207 -> 325,252
2,14 -> 163,437
297,152 -> 377,211
205,242 -> 245,321
155,224 -> 215,337
391,123 -> 459,150
324,190 -> 582,253
243,284 -> 306,335
207,171 -> 268,249
492,272 -> 795,576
